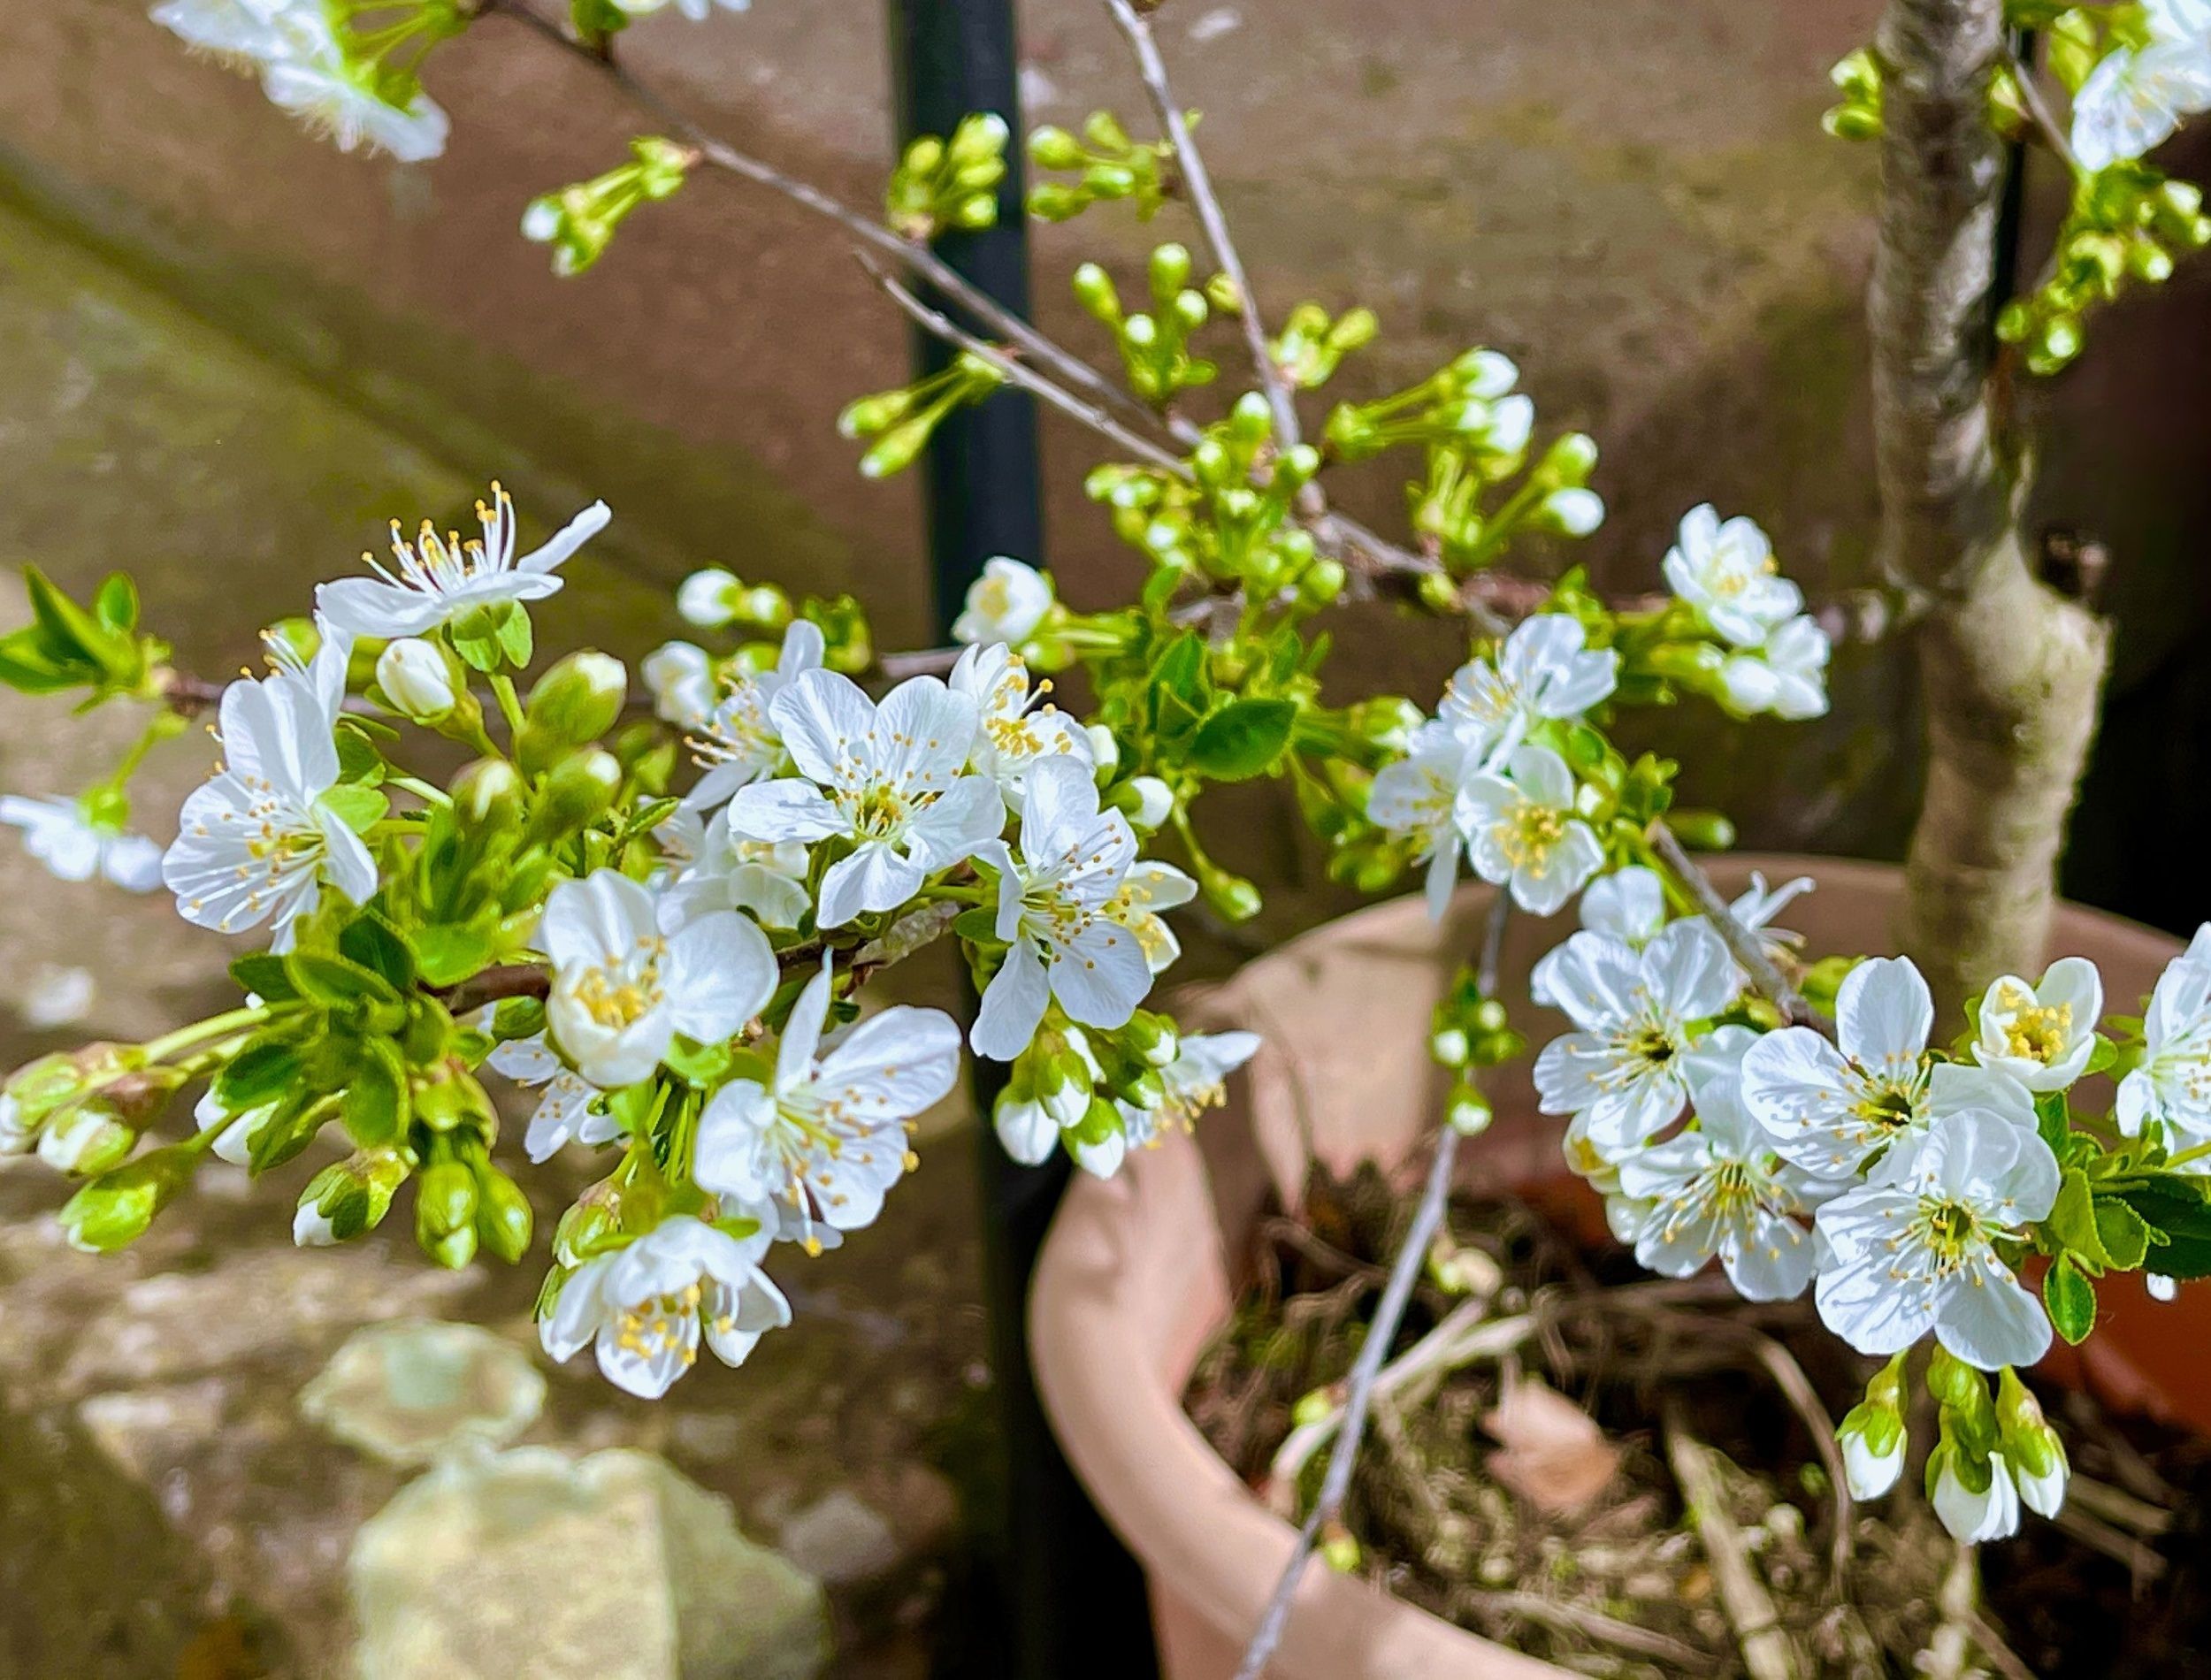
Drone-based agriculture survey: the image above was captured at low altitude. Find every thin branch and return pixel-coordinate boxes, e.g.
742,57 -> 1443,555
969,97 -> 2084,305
1462,1590 -> 1710,1669
1663,1401 -> 1807,1680
1230,893 -> 1511,1680
876,645 -> 963,680
2004,42 -> 2082,173
1101,0 -> 1305,457
859,255 -> 1194,477
433,962 -> 551,1015
1648,820 -> 1829,1034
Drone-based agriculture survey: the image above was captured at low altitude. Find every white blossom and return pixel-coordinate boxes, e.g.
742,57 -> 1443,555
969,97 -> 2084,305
1368,722 -> 1481,920
1534,920 -> 1737,1154
540,869 -> 774,1089
1081,1030 -> 1262,1180
694,958 -> 960,1242
1103,859 -> 1198,974
1456,744 -> 1605,918
1437,614 -> 1618,767
193,1089 -> 273,1167
1972,957 -> 2103,1094
540,1213 -> 789,1399
1839,1416 -> 1905,1500
2116,926 -> 2211,1149
728,669 -> 1005,928
657,806 -> 812,932
1662,504 -> 1802,649
149,0 -> 297,60
162,622 -> 375,950
317,484 -> 610,639
2070,0 -> 2211,172
952,557 -> 1053,645
643,640 -> 715,729
1812,1108 -> 2059,1370
1741,956 -> 2036,1181
1718,613 -> 1830,722
1613,1028 -> 1820,1299
0,796 -> 163,892
262,52 -> 449,163
682,620 -> 825,812
971,760 -> 1152,1060
950,642 -> 1091,798
1931,1448 -> 2024,1544
614,0 -> 754,20
487,1034 -> 617,1164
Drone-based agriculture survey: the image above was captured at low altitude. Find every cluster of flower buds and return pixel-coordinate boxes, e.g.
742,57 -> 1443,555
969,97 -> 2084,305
1073,244 -> 1219,406
1998,168 -> 2211,374
838,349 -> 1009,479
885,112 -> 1010,241
1026,109 -> 1179,224
1821,47 -> 1883,141
1270,302 -> 1380,391
522,136 -> 696,277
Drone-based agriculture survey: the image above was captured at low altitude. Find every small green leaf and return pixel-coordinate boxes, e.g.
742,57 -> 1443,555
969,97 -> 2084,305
214,1037 -> 304,1112
414,922 -> 497,989
341,1041 -> 409,1148
2092,1195 -> 2152,1271
284,951 -> 401,1009
2085,1035 -> 2118,1076
228,952 -> 300,1004
952,905 -> 1002,944
334,723 -> 389,786
319,784 -> 390,836
2046,1167 -> 2109,1268
2044,1254 -> 2097,1344
248,1091 -> 326,1174
496,605 -> 534,667
2119,1175 -> 2211,1241
1189,699 -> 1297,782
92,573 -> 139,637
2034,1091 -> 2071,1156
340,913 -> 417,990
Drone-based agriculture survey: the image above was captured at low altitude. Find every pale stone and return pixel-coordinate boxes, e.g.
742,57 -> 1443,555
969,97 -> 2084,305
350,1447 -> 830,1680
776,1486 -> 900,1586
300,1318 -> 546,1467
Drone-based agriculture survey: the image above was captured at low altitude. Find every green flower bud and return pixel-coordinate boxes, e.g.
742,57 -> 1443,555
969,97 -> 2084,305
1289,1388 -> 1333,1428
452,757 -> 527,834
1665,810 -> 1736,851
1429,1026 -> 1470,1067
1445,1080 -> 1493,1136
39,1103 -> 136,1176
517,651 -> 627,774
295,1148 -> 409,1246
1028,124 -> 1085,170
524,748 -> 621,847
417,1158 -> 479,1246
473,1164 -> 535,1264
1121,1010 -> 1180,1068
59,1145 -> 196,1252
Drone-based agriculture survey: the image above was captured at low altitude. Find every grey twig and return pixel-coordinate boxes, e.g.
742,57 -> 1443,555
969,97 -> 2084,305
1230,894 -> 1510,1680
1649,820 -> 1831,1035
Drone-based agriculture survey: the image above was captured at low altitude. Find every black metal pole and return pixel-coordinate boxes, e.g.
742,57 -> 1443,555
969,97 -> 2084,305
884,6 -> 1158,1678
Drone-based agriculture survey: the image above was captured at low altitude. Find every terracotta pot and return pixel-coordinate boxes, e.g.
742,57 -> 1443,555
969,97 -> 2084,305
1028,857 -> 2203,1680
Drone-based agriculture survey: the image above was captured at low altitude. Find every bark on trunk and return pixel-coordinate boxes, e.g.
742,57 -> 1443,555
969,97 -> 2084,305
1872,0 -> 2111,1015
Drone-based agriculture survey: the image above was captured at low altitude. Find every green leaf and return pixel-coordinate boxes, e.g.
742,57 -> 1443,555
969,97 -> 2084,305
2118,1175 -> 2211,1241
496,605 -> 534,667
1189,699 -> 1297,782
2092,1194 -> 2153,1271
334,722 -> 389,787
0,627 -> 87,694
952,905 -> 1002,944
2141,1234 -> 2211,1281
92,573 -> 139,637
340,913 -> 417,990
213,1036 -> 304,1111
341,1041 -> 409,1149
284,951 -> 401,1009
319,784 -> 390,835
414,922 -> 496,989
662,1036 -> 733,1088
1145,632 -> 1213,745
2085,1035 -> 2118,1076
247,1091 -> 326,1175
2044,1254 -> 2097,1345
2045,1167 -> 2109,1268
228,952 -> 300,1004
2034,1091 -> 2070,1157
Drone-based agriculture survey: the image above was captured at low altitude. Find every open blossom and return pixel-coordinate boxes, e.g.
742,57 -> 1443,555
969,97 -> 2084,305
1104,859 -> 1198,974
1662,505 -> 1802,649
972,760 -> 1153,1060
1437,614 -> 1618,767
683,620 -> 824,812
1740,956 -> 2035,1181
1533,866 -> 1811,1004
1456,744 -> 1604,917
487,1034 -> 617,1163
1812,1108 -> 2060,1370
2117,926 -> 2211,1149
317,484 -> 610,638
262,48 -> 449,163
1972,957 -> 2103,1093
1718,613 -> 1830,722
2070,0 -> 2211,172
150,0 -> 296,59
657,806 -> 812,932
1612,1027 -> 1820,1300
1367,721 -> 1483,920
951,556 -> 1053,645
729,669 -> 1005,928
1076,1030 -> 1262,1180
694,959 -> 961,1241
950,641 -> 1090,798
541,870 -> 774,1089
163,622 -> 375,950
0,796 -> 163,892
540,1213 -> 789,1399
1534,920 -> 1737,1154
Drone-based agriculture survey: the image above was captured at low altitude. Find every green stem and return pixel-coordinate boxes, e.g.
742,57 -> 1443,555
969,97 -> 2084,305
489,674 -> 526,737
143,1004 -> 273,1065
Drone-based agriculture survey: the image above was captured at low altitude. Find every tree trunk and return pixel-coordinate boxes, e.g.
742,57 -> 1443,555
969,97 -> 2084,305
1871,0 -> 2111,1015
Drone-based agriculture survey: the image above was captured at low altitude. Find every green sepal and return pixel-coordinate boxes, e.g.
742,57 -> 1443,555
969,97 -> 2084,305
228,952 -> 300,1004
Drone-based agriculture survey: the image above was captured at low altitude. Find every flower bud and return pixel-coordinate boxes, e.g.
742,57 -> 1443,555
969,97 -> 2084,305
1113,775 -> 1174,832
518,651 -> 627,774
473,1164 -> 535,1264
1837,1398 -> 1906,1499
1429,1027 -> 1470,1068
451,757 -> 527,835
417,1159 -> 480,1266
1445,1080 -> 1493,1137
992,1078 -> 1058,1165
1452,348 -> 1518,398
1084,724 -> 1121,777
1928,1440 -> 2022,1544
1121,1010 -> 1180,1068
0,1094 -> 34,1155
1032,1042 -> 1095,1131
295,1148 -> 408,1246
39,1104 -> 135,1175
376,638 -> 458,722
524,748 -> 622,847
1540,488 -> 1605,538
1995,1367 -> 2069,1517
59,1146 -> 195,1252
677,568 -> 742,628
1289,1388 -> 1333,1429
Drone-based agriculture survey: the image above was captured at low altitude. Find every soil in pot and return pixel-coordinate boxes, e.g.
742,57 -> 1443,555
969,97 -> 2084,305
1186,1160 -> 2211,1678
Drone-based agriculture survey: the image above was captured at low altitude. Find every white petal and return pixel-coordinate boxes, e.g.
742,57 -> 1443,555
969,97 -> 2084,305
973,942 -> 1051,1060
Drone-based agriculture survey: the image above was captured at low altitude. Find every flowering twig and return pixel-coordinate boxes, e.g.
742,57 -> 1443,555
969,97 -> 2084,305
1648,819 -> 1829,1033
1101,0 -> 1306,460
1230,892 -> 1510,1680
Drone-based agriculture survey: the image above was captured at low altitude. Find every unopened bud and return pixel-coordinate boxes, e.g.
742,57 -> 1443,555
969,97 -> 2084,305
1112,775 -> 1174,832
39,1104 -> 135,1175
295,1148 -> 409,1247
524,748 -> 621,846
1084,724 -> 1121,777
473,1164 -> 535,1264
377,638 -> 458,722
452,757 -> 527,833
59,1145 -> 195,1252
518,651 -> 627,773
677,568 -> 741,628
